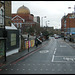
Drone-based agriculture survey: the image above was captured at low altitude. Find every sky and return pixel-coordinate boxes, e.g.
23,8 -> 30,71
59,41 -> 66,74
12,1 -> 75,29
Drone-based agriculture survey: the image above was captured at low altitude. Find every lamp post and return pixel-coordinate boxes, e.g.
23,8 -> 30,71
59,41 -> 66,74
41,16 -> 46,27
4,1 -> 7,62
46,20 -> 50,31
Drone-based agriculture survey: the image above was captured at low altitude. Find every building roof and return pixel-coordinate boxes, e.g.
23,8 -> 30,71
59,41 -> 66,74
17,5 -> 30,14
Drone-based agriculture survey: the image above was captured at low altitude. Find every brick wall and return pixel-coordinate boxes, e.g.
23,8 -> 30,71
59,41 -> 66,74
5,1 -> 11,26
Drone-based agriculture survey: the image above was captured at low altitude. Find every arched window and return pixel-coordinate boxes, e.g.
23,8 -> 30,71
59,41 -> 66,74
1,9 -> 3,17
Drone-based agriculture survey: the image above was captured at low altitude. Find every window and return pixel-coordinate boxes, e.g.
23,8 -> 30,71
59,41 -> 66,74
1,9 -> 3,17
11,34 -> 16,46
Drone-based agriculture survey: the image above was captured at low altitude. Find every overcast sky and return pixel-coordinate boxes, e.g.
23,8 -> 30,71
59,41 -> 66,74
12,1 -> 75,29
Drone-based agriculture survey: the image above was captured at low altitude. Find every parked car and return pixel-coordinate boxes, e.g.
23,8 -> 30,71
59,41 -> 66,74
54,36 -> 59,39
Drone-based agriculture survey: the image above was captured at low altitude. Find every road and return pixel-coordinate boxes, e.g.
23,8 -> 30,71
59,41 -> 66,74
0,37 -> 75,74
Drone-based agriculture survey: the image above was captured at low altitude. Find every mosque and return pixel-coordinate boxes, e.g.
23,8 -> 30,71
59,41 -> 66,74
12,5 -> 39,34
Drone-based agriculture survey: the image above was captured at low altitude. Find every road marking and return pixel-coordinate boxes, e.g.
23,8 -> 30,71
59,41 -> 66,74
23,69 -> 25,70
39,50 -> 49,53
58,69 -> 61,71
52,56 -> 75,62
55,48 -> 57,51
33,64 -> 35,65
64,69 -> 66,71
52,69 -> 55,71
43,64 -> 45,65
17,69 -> 19,70
38,64 -> 40,65
5,69 -> 8,70
52,55 -> 54,62
46,69 -> 48,71
34,69 -> 37,71
40,69 -> 43,71
54,51 -> 56,55
70,69 -> 72,71
11,69 -> 13,70
23,64 -> 25,65
48,64 -> 50,65
28,64 -> 30,65
10,64 -> 11,65
60,45 -> 66,47
28,69 -> 31,70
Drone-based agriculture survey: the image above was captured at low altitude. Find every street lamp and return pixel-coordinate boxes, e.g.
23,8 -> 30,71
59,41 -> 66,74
41,16 -> 46,27
46,20 -> 50,31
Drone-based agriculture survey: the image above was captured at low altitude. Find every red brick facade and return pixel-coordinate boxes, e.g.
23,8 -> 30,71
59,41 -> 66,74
61,13 -> 75,36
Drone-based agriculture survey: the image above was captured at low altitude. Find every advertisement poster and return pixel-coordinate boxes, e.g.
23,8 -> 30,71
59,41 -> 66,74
31,40 -> 35,47
25,41 -> 30,49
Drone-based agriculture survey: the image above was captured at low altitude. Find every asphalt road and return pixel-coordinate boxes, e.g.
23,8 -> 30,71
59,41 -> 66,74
0,37 -> 75,74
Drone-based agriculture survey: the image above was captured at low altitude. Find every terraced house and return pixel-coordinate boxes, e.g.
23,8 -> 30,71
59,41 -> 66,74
0,1 -> 19,60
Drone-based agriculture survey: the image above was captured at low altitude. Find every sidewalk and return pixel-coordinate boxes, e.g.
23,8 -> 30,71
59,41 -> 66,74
63,39 -> 75,49
0,40 -> 49,67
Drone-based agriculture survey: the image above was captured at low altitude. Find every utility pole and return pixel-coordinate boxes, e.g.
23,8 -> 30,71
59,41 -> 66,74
3,1 -> 7,62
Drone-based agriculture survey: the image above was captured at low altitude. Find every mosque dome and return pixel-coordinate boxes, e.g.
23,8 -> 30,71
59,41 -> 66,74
17,5 -> 30,14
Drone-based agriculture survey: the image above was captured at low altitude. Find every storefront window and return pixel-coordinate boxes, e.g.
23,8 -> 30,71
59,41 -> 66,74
11,34 -> 16,46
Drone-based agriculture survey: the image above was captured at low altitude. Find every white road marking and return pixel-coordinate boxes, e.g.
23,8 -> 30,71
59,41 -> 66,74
60,45 -> 66,47
5,69 -> 8,70
40,69 -> 43,71
11,69 -> 13,70
28,69 -> 31,70
23,64 -> 25,65
34,69 -> 37,71
52,56 -> 75,62
28,64 -> 30,65
52,69 -> 55,71
58,69 -> 61,71
55,48 -> 57,51
64,69 -> 66,71
10,64 -> 11,65
17,69 -> 19,70
52,55 -> 54,62
38,64 -> 40,65
23,69 -> 25,70
46,69 -> 48,71
33,64 -> 35,65
54,51 -> 56,55
39,50 -> 49,53
48,64 -> 50,65
43,64 -> 45,65
70,69 -> 72,71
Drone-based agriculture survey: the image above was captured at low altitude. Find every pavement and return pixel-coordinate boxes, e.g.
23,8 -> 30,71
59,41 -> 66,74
64,39 -> 75,49
0,40 -> 48,68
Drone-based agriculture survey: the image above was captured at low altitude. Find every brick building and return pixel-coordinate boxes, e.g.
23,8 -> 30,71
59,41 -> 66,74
12,5 -> 36,34
0,1 -> 20,59
0,1 -> 11,27
61,13 -> 75,42
61,13 -> 75,36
